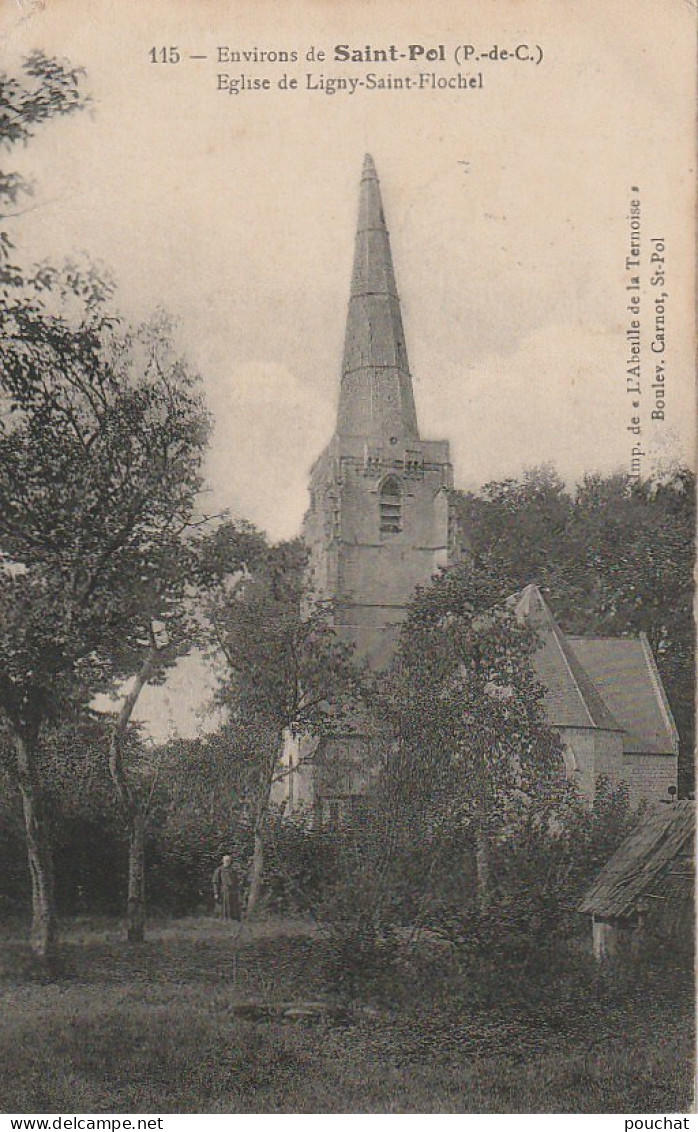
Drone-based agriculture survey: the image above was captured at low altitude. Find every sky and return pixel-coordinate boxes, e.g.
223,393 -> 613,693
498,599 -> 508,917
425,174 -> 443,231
3,0 -> 695,739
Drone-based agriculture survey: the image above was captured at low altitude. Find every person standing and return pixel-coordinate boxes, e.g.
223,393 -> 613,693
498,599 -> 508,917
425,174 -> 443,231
212,854 -> 242,921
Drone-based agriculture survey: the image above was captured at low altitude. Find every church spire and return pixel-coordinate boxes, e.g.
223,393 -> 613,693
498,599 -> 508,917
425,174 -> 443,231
336,154 -> 420,441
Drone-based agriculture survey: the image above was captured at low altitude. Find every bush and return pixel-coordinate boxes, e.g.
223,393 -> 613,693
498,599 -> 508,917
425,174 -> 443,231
53,813 -> 127,916
146,808 -> 254,915
260,818 -> 341,914
319,924 -> 402,1003
0,815 -> 30,920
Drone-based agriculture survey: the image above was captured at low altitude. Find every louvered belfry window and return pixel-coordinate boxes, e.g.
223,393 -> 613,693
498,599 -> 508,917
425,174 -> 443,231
379,476 -> 402,535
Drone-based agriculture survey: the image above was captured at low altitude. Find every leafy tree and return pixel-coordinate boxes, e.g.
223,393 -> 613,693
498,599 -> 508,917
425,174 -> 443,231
18,714 -> 135,919
451,465 -> 574,595
206,540 -> 364,914
1,51 -> 87,285
450,466 -> 695,791
378,566 -> 566,914
476,776 -> 639,968
0,269 -> 213,957
569,471 -> 695,788
103,510 -> 265,941
147,725 -> 278,916
156,728 -> 259,833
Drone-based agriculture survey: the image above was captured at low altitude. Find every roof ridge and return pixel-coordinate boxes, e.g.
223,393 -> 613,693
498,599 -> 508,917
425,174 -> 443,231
568,634 -> 679,754
548,620 -> 597,729
513,585 -> 622,732
555,625 -> 623,731
580,803 -> 695,917
567,634 -> 641,642
639,632 -> 680,749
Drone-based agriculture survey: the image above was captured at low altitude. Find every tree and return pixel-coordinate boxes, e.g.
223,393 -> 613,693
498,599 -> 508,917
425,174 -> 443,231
101,502 -> 265,942
206,540 -> 364,915
0,269 -> 212,957
569,471 -> 695,789
379,566 -> 565,914
450,466 -> 695,791
1,51 -> 87,286
450,465 -> 574,593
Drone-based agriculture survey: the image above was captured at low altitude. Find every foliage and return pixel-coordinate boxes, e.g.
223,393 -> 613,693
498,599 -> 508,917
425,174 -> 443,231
0,716 -> 161,917
392,579 -> 564,809
1,51 -> 87,285
259,818 -> 342,915
157,729 -> 258,829
420,776 -> 639,957
0,261 -> 226,952
304,776 -> 642,1015
359,563 -> 567,921
0,277 -> 212,727
205,539 -> 366,911
450,465 -> 695,788
0,765 -> 28,915
208,539 -> 362,739
0,920 -> 693,1113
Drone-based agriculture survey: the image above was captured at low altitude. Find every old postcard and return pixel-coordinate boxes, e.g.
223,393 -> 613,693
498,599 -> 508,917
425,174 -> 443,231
0,0 -> 695,1119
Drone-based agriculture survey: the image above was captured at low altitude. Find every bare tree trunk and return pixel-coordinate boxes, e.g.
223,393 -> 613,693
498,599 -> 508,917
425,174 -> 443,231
472,773 -> 492,914
109,641 -> 158,943
245,738 -> 283,917
474,826 -> 492,914
127,801 -> 146,942
14,728 -> 56,959
246,821 -> 265,917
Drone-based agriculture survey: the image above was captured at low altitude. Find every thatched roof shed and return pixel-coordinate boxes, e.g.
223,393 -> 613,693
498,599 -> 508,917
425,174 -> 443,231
580,800 -> 694,958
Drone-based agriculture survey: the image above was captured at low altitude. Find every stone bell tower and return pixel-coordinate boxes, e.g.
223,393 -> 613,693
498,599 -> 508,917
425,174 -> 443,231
304,154 -> 453,669
278,155 -> 453,820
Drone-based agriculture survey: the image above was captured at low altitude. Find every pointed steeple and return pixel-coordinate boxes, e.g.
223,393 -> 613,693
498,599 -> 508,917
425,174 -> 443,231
336,155 -> 420,441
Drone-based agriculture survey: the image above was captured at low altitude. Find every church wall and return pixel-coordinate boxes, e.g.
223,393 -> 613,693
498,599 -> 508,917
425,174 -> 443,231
558,728 -> 677,806
558,727 -> 625,801
338,542 -> 444,610
303,441 -> 451,665
624,753 -> 677,806
561,724 -> 674,805
270,732 -> 318,815
594,729 -> 627,790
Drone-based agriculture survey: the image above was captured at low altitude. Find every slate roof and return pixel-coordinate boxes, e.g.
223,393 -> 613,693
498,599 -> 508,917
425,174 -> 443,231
512,585 -> 622,731
568,635 -> 679,756
512,585 -> 679,755
580,801 -> 694,930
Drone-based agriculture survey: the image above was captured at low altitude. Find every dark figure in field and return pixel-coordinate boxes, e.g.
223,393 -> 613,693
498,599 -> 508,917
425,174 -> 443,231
212,855 -> 242,921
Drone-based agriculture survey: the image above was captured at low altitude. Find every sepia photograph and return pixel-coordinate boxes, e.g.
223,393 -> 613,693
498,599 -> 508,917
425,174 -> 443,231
0,0 -> 695,1118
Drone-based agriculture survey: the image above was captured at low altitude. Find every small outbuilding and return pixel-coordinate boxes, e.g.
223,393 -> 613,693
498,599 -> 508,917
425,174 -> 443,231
580,800 -> 694,960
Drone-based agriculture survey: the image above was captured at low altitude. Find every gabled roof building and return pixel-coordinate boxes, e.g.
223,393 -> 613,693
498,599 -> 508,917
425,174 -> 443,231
513,584 -> 678,805
275,157 -> 679,821
278,155 -> 452,822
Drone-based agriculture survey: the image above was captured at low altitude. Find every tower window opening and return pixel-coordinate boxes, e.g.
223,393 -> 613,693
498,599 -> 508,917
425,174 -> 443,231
379,476 -> 402,535
405,450 -> 424,477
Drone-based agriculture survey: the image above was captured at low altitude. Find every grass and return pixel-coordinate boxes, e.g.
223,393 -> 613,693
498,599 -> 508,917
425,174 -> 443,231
0,916 -> 694,1114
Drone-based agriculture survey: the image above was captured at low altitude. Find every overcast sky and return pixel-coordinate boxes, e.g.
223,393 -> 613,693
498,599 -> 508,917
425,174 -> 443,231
3,0 -> 694,738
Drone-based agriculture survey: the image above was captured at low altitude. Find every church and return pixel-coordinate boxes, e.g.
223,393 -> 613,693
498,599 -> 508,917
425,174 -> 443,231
275,155 -> 678,823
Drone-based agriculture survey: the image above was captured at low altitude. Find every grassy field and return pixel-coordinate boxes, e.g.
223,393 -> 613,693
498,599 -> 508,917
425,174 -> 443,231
0,917 -> 694,1114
